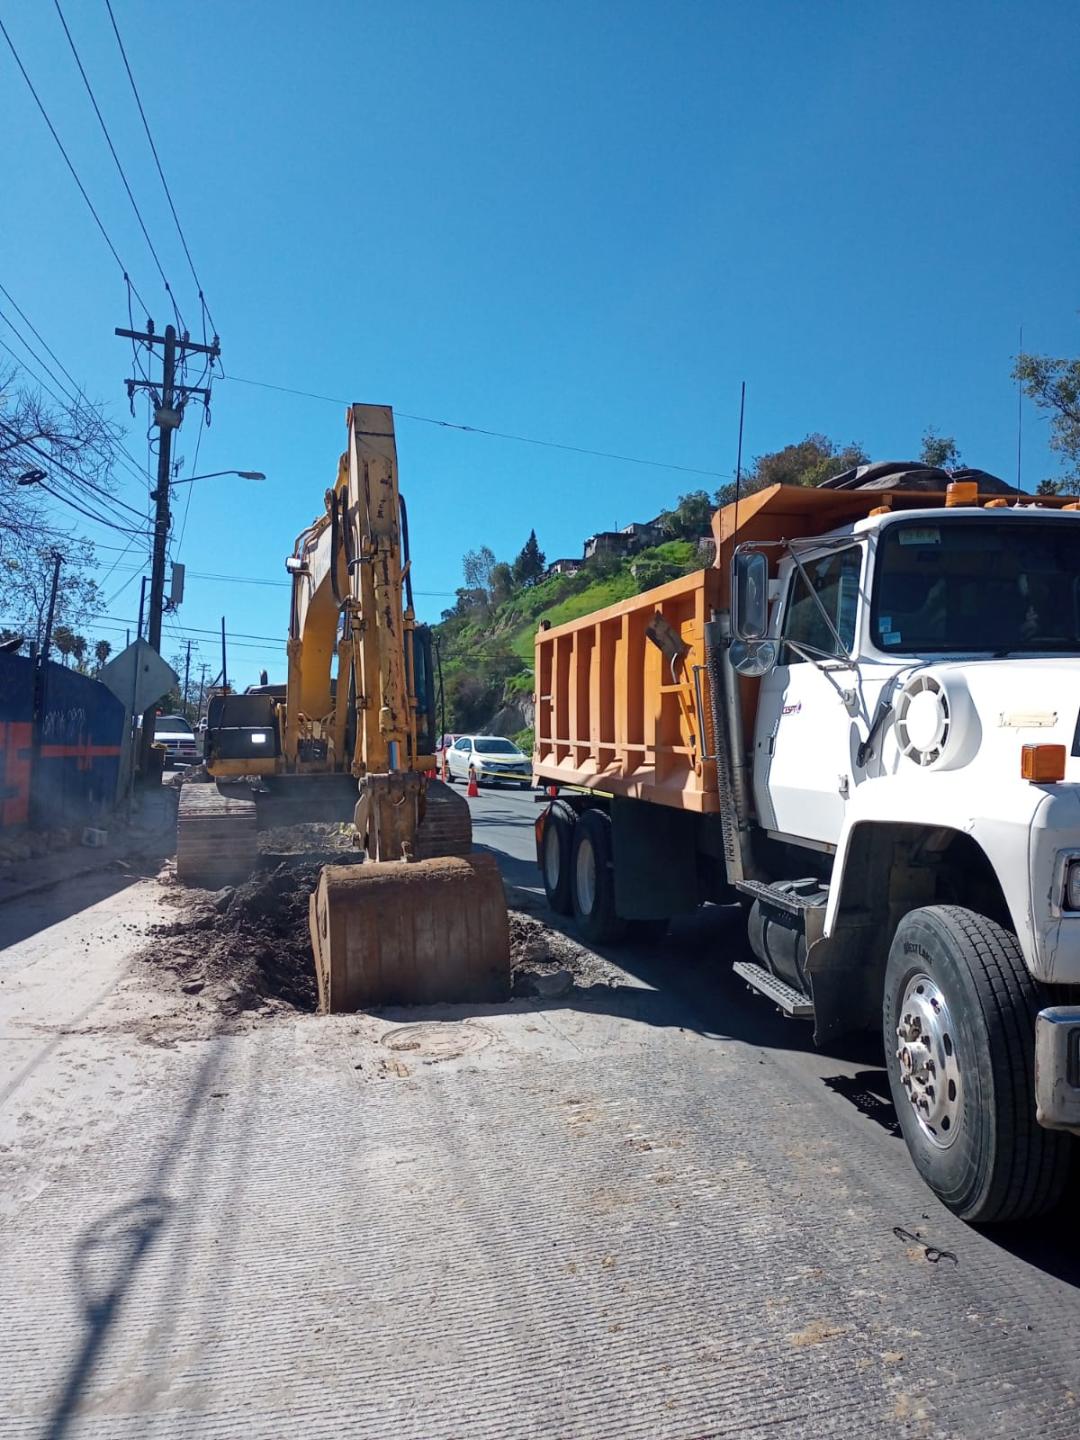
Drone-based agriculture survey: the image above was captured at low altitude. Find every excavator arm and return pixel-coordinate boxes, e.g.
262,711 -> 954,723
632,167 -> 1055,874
183,402 -> 509,1009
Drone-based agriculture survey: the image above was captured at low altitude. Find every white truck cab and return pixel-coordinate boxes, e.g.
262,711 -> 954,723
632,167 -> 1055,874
732,498 -> 1080,1222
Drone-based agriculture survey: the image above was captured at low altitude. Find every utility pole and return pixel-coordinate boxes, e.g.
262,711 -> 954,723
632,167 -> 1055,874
116,320 -> 220,776
182,640 -> 192,718
40,550 -> 63,668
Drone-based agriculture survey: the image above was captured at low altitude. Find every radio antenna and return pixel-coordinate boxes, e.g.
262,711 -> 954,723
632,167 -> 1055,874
732,380 -> 746,536
1016,323 -> 1023,491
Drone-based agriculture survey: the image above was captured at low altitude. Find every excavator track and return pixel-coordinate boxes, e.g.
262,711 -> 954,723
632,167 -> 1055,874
176,781 -> 258,888
413,778 -> 473,859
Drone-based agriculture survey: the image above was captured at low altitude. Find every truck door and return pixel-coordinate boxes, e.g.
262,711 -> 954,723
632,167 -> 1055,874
753,544 -> 863,846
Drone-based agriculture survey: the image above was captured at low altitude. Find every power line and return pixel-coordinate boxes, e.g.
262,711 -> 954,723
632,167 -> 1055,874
0,13 -> 152,318
1,423 -> 152,525
173,405 -> 205,555
52,0 -> 185,332
0,284 -> 149,488
104,0 -> 218,340
94,560 -> 456,597
221,373 -> 733,481
37,478 -> 150,536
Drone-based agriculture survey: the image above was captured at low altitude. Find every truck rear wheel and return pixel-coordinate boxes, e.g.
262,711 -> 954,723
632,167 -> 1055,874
571,808 -> 626,945
540,800 -> 576,915
883,905 -> 1072,1224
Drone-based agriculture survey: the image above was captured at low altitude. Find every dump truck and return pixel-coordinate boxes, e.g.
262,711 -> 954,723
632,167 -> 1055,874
533,463 -> 1080,1223
178,405 -> 510,1011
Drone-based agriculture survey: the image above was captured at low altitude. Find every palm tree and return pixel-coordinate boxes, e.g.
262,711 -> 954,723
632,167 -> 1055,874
53,625 -> 76,666
94,639 -> 112,673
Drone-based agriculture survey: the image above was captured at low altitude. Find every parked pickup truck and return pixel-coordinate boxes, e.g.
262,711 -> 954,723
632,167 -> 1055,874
533,464 -> 1080,1224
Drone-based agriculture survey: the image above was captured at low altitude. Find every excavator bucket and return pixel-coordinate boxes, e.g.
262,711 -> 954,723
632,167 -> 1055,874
309,852 -> 511,1011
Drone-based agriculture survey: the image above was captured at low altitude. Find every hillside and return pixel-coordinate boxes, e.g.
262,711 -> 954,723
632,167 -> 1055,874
433,539 -> 704,744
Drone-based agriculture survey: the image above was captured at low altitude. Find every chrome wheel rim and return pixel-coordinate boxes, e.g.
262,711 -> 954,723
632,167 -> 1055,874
896,972 -> 963,1149
575,835 -> 596,914
544,822 -> 561,889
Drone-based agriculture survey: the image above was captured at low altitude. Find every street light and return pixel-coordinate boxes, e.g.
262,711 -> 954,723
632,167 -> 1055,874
17,468 -> 47,485
169,469 -> 266,487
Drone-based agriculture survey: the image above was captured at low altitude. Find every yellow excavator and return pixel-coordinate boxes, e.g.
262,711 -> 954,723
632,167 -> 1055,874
176,404 -> 510,1010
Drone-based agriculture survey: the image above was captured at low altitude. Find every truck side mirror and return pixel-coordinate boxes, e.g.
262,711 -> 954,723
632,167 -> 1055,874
733,551 -> 769,640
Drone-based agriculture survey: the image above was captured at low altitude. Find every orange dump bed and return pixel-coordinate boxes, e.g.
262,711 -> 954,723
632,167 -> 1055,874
534,567 -> 723,812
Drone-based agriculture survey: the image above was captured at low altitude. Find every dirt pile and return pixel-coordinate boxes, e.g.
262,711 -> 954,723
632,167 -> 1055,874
149,851 -> 360,1013
145,817 -> 623,1019
507,905 -> 622,996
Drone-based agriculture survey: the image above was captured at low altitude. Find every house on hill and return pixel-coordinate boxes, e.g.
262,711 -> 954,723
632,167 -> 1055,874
547,557 -> 582,576
620,517 -> 665,548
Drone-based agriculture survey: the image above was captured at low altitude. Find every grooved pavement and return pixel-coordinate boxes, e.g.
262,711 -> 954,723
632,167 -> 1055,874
2,798 -> 1080,1438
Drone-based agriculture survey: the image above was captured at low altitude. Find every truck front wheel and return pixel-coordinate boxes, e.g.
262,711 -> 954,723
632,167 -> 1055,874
571,808 -> 626,945
883,905 -> 1072,1224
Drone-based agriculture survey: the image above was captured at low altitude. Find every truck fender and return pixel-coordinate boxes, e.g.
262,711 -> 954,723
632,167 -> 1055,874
823,773 -> 1041,976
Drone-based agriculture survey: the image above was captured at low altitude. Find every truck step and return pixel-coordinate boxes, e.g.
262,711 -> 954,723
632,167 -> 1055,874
733,960 -> 814,1019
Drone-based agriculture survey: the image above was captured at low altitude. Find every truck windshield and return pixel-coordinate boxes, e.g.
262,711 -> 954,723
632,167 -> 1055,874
873,519 -> 1080,654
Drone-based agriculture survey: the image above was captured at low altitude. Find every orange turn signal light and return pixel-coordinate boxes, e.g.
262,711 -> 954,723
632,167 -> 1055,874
869,504 -> 891,516
984,498 -> 1010,508
1021,743 -> 1066,783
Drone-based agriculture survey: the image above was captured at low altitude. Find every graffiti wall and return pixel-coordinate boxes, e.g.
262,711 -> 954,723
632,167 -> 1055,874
0,654 -> 33,828
0,654 -> 124,831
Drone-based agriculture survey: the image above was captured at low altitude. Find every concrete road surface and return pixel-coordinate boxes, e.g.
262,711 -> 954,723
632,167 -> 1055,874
2,790 -> 1080,1438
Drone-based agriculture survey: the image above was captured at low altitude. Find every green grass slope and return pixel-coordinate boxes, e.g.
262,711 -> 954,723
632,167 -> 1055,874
435,541 -> 703,732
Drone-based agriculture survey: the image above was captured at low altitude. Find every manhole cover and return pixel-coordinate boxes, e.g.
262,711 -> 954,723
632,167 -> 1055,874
382,1021 -> 494,1060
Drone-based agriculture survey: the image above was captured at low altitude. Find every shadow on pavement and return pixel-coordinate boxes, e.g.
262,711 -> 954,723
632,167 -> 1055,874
0,867 -> 152,952
42,1036 -> 230,1440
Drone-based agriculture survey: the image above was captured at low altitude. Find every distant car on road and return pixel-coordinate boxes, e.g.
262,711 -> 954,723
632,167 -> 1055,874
153,713 -> 198,768
446,735 -> 532,788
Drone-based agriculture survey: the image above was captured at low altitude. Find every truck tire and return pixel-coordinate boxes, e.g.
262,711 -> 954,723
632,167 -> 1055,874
883,905 -> 1073,1224
540,800 -> 576,915
571,808 -> 626,945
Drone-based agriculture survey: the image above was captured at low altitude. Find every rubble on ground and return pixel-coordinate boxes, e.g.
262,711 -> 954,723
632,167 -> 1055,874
142,821 -> 624,1018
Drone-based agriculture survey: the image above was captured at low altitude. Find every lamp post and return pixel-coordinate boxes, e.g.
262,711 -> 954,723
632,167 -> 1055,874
152,469 -> 266,499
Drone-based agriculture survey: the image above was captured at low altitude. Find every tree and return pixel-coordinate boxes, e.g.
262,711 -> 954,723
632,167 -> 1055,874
52,624 -> 77,665
719,434 -> 868,505
489,561 -> 515,605
462,545 -> 497,596
920,428 -> 961,470
1,365 -> 123,568
71,633 -> 88,671
511,529 -> 546,587
1014,351 -> 1080,485
659,490 -> 714,540
94,639 -> 112,672
3,544 -> 101,649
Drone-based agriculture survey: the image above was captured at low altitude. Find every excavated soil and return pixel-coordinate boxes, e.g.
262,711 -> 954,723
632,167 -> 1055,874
144,822 -> 624,1018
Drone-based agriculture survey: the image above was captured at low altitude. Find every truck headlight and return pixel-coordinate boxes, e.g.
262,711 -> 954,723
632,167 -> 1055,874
1066,860 -> 1080,911
250,733 -> 267,745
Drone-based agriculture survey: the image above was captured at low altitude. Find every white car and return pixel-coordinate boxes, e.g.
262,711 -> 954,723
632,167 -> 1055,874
446,735 -> 532,788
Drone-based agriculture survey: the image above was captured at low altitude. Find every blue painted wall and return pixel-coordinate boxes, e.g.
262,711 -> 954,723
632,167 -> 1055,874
0,655 -> 125,830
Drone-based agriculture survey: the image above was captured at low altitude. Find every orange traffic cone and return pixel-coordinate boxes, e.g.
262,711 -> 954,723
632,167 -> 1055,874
467,767 -> 480,798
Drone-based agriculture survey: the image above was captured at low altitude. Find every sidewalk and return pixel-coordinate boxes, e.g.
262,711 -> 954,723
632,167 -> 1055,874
0,788 -> 176,907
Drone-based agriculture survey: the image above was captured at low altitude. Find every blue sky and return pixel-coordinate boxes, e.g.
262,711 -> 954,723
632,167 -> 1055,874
3,1 -> 1078,687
